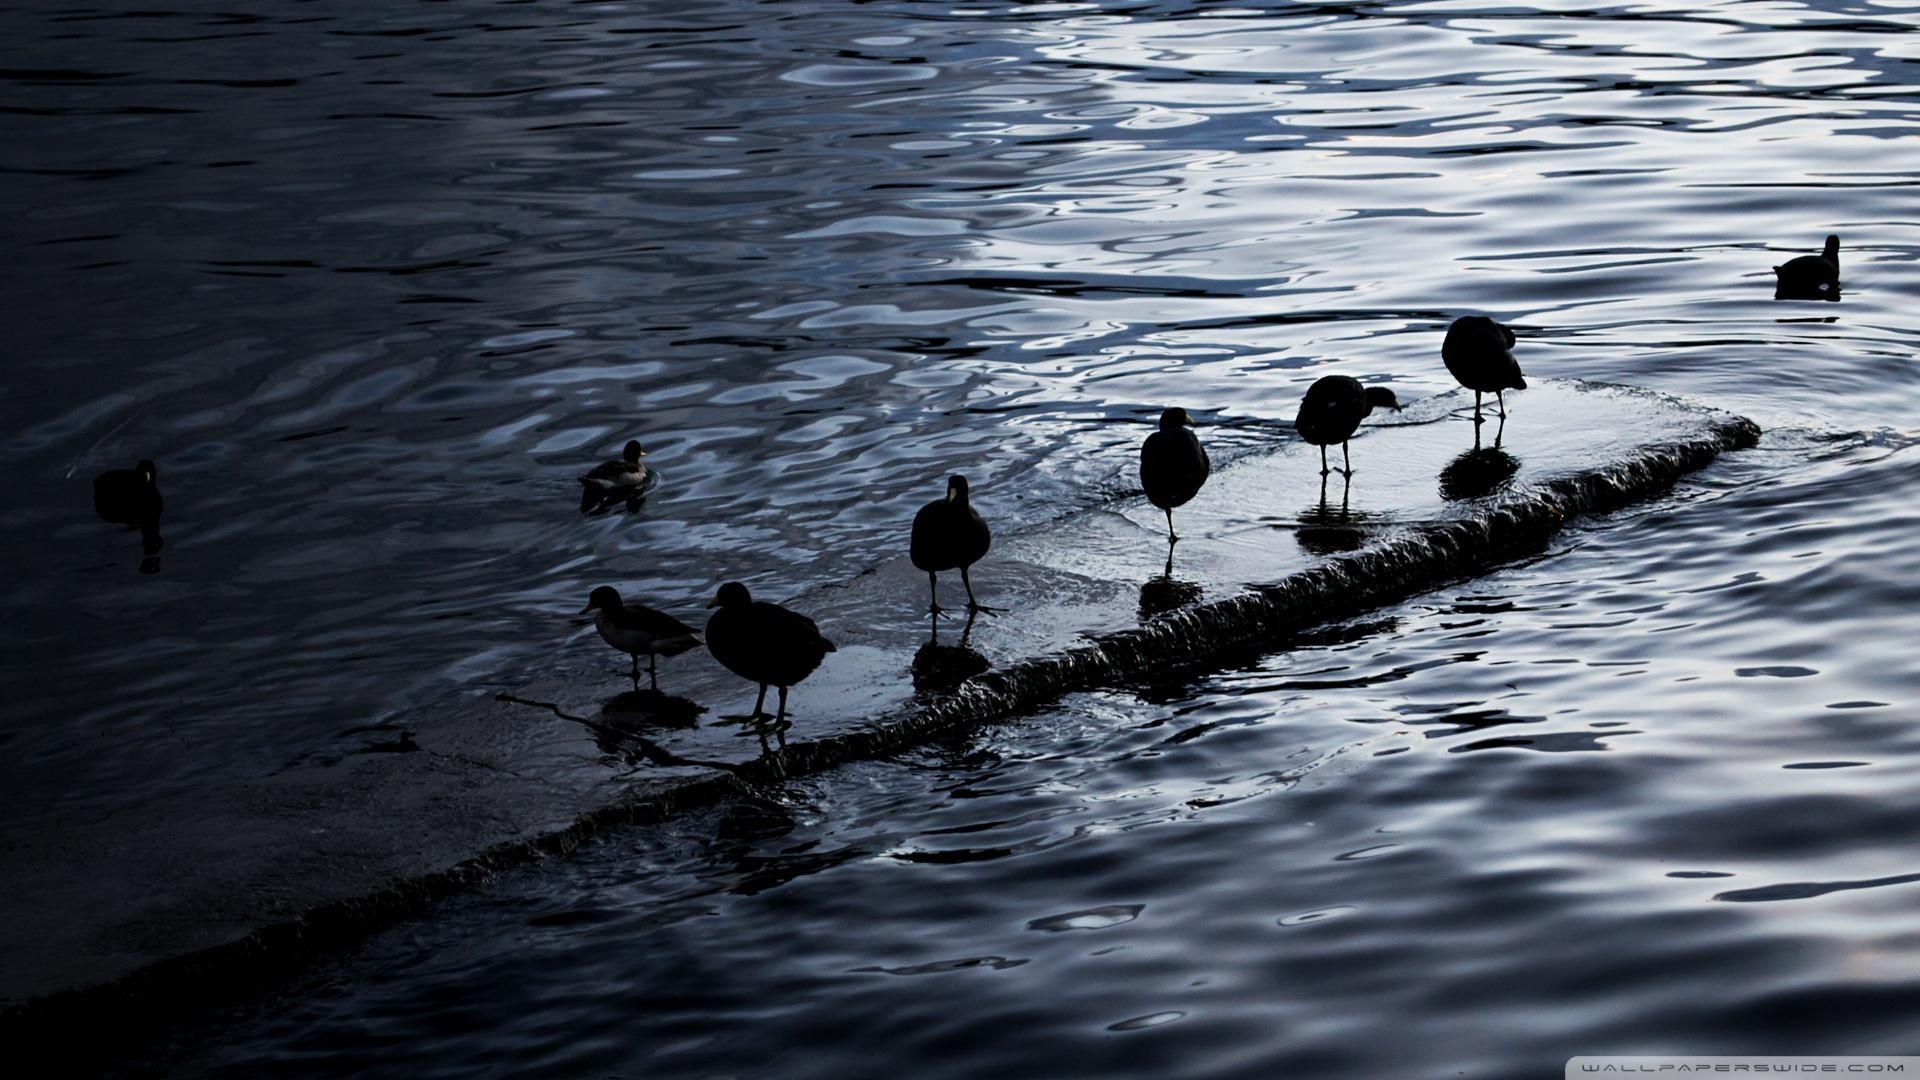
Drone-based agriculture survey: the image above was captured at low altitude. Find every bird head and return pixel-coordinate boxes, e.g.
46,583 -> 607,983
1159,407 -> 1195,430
137,459 -> 158,485
1364,386 -> 1404,413
581,585 -> 622,615
709,581 -> 751,609
623,440 -> 646,464
946,474 -> 970,503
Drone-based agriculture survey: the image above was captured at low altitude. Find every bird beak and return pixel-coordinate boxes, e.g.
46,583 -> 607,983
1185,414 -> 1198,427
706,593 -> 722,608
578,602 -> 595,615
946,488 -> 957,502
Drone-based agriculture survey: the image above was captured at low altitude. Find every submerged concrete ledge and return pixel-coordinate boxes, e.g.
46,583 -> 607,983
0,380 -> 1758,1054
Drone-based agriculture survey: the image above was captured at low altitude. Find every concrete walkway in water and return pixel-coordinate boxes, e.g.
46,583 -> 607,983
0,380 -> 1758,1045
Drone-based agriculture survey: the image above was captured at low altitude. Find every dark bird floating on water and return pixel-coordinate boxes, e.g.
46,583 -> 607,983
1140,407 -> 1210,544
1773,234 -> 1840,301
1294,376 -> 1402,477
1442,315 -> 1526,425
580,440 -> 650,494
910,474 -> 996,615
706,581 -> 836,728
94,458 -> 163,526
580,586 -> 702,692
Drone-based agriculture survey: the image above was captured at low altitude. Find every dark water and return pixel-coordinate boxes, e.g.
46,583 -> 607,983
4,0 -> 1918,1073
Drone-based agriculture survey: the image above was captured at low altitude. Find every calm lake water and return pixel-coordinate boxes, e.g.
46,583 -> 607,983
5,0 -> 1917,1074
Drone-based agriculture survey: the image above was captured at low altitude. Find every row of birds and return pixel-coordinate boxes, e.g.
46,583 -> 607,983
91,234 -> 1844,732
577,310 -> 1534,730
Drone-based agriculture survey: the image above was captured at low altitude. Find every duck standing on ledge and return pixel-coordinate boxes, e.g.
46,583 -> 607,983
1442,315 -> 1526,425
1295,376 -> 1402,477
580,440 -> 650,495
910,474 -> 996,615
94,458 -> 163,526
1140,407 -> 1210,544
706,581 -> 836,726
1774,234 -> 1840,301
580,586 -> 702,692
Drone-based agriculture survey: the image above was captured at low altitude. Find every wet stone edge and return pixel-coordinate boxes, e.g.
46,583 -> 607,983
0,414 -> 1760,1056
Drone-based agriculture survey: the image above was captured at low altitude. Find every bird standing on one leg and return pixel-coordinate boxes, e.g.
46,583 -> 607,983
1773,234 -> 1840,301
580,586 -> 702,692
705,581 -> 835,733
910,474 -> 996,615
1294,376 -> 1402,477
1442,315 -> 1526,427
1140,407 -> 1210,544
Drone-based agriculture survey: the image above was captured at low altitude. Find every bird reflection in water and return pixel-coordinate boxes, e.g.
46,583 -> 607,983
1139,543 -> 1203,620
912,610 -> 990,695
1294,474 -> 1370,556
1440,439 -> 1522,503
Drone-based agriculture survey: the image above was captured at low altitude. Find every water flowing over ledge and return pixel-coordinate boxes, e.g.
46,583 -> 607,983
0,380 -> 1758,1052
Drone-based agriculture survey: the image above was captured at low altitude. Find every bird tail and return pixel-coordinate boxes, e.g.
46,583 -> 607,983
821,636 -> 838,653
1512,375 -> 1528,390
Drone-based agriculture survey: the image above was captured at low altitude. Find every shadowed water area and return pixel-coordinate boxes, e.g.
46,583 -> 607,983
2,0 -> 1917,1073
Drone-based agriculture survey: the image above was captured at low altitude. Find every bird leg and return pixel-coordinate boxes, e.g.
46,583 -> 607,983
962,565 -> 1001,615
753,682 -> 769,720
1473,390 -> 1485,426
1495,390 -> 1508,420
1319,444 -> 1331,477
926,571 -> 947,618
1339,440 -> 1353,478
629,653 -> 641,691
648,653 -> 659,693
1164,506 -> 1178,544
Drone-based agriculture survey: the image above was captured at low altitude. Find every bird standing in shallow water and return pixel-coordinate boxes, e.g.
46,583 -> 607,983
580,440 -> 650,494
580,586 -> 702,692
1294,376 -> 1402,477
1774,234 -> 1840,301
910,474 -> 996,615
1442,316 -> 1526,426
705,581 -> 836,730
1140,407 -> 1210,544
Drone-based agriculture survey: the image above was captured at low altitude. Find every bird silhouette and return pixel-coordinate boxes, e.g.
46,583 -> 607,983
1442,316 -> 1526,426
1140,407 -> 1210,544
1774,234 -> 1840,301
910,474 -> 996,615
706,581 -> 836,732
1295,376 -> 1402,477
580,586 -> 703,692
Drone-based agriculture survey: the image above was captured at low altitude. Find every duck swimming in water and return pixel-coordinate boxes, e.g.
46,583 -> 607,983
1140,407 -> 1210,544
1774,234 -> 1840,301
580,440 -> 649,494
1442,316 -> 1526,425
705,581 -> 836,727
580,586 -> 702,692
1295,376 -> 1402,477
94,458 -> 162,526
910,474 -> 996,615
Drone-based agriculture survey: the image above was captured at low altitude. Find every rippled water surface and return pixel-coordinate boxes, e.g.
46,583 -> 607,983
4,0 -> 1918,1073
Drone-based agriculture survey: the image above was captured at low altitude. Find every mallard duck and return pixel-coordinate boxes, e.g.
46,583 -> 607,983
1442,316 -> 1526,424
1140,407 -> 1209,543
580,586 -> 702,691
909,474 -> 995,614
580,440 -> 649,493
1294,376 -> 1402,476
705,581 -> 835,724
1774,234 -> 1840,301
